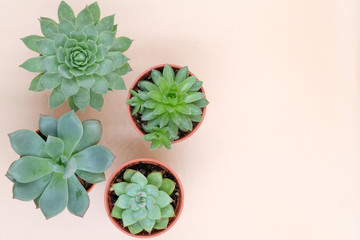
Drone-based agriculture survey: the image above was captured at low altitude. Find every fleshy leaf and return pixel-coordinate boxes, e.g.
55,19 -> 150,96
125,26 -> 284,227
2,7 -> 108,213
161,204 -> 175,218
95,15 -> 114,33
43,56 -> 59,73
116,63 -> 131,76
115,194 -> 131,209
40,17 -> 58,39
105,72 -> 126,90
155,191 -> 172,208
175,66 -> 189,83
39,114 -> 58,136
140,217 -> 156,233
91,74 -> 109,94
133,208 -> 147,221
147,172 -> 162,188
58,64 -> 73,79
90,90 -> 104,111
124,169 -> 136,182
76,170 -> 105,183
63,157 -> 77,179
144,185 -> 159,197
39,172 -> 68,219
61,77 -> 80,97
73,87 -> 90,112
88,2 -> 100,23
184,92 -> 204,103
20,56 -> 45,73
58,1 -> 75,24
128,222 -> 143,234
122,209 -> 137,227
113,182 -> 127,196
130,172 -> 148,189
125,183 -> 141,197
57,111 -> 83,157
37,39 -> 56,56
9,129 -> 47,157
76,75 -> 95,88
8,156 -> 52,183
45,136 -> 64,159
21,35 -> 44,52
111,205 -> 123,219
76,6 -> 93,29
154,218 -> 169,230
40,73 -> 62,89
29,74 -> 45,92
49,85 -> 66,109
73,145 -> 114,173
13,173 -> 52,201
147,205 -> 161,220
159,178 -> 175,195
105,52 -> 128,69
59,19 -> 75,36
67,174 -> 89,217
178,76 -> 196,93
97,31 -> 114,48
73,120 -> 102,153
110,37 -> 132,52
163,64 -> 175,83
97,59 -> 113,75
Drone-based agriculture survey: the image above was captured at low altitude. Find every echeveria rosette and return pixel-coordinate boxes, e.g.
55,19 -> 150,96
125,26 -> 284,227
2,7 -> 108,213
6,111 -> 115,219
20,1 -> 132,111
111,170 -> 176,234
126,65 -> 209,150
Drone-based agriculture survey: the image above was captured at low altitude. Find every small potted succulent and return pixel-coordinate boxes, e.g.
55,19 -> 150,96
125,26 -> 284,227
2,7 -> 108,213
104,158 -> 184,238
20,1 -> 132,111
6,111 -> 115,219
126,64 -> 209,149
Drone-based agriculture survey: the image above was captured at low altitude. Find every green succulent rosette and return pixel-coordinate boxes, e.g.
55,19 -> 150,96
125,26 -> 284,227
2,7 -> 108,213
20,1 -> 132,111
6,111 -> 115,219
111,170 -> 176,234
126,64 -> 209,150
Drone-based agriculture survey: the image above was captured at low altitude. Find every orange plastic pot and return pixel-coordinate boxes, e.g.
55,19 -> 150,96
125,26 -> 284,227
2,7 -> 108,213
104,158 -> 184,238
126,64 -> 207,144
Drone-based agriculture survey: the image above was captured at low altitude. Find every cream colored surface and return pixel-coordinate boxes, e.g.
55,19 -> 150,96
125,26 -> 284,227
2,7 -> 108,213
0,0 -> 359,239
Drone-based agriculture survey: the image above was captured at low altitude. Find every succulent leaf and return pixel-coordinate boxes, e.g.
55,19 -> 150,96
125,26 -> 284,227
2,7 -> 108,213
67,174 -> 89,217
111,205 -> 123,219
154,218 -> 169,230
21,35 -> 44,52
39,115 -> 57,138
58,1 -> 75,24
73,120 -> 102,153
20,56 -> 45,73
57,111 -> 83,157
45,136 -> 64,159
13,173 -> 52,201
124,169 -> 136,182
128,222 -> 144,234
75,170 -> 105,183
39,172 -> 68,219
29,74 -> 45,92
73,145 -> 114,173
49,85 -> 66,109
9,129 -> 47,157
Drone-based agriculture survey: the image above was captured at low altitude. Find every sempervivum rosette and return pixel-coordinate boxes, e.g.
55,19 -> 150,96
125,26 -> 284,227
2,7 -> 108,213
20,1 -> 132,111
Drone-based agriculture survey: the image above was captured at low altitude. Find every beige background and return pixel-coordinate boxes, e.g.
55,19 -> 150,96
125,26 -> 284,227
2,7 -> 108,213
0,0 -> 359,239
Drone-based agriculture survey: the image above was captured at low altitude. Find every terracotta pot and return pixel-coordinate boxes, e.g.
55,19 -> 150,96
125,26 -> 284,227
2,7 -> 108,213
35,130 -> 95,193
104,158 -> 185,238
126,64 -> 207,144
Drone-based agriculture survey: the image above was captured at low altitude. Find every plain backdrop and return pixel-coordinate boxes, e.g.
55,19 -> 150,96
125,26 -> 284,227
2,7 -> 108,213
0,0 -> 359,239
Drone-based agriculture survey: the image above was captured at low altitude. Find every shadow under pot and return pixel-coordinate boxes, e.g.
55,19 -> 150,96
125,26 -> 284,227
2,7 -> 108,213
104,158 -> 184,238
35,130 -> 95,193
126,64 -> 209,150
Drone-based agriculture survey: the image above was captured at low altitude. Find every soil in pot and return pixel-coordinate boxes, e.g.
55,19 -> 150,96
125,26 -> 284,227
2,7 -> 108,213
129,67 -> 205,141
107,162 -> 182,236
36,130 -> 94,192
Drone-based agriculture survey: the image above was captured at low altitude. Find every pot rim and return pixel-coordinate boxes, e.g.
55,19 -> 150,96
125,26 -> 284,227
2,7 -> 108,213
126,63 -> 207,145
104,158 -> 185,238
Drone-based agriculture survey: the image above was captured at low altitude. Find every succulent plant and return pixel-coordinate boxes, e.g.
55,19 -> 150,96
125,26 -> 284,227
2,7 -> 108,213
20,1 -> 132,111
111,170 -> 176,234
126,64 -> 209,150
6,111 -> 115,219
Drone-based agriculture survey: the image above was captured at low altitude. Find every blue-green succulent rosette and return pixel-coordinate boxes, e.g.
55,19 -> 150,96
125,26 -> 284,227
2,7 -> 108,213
20,1 -> 132,111
6,111 -> 115,219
